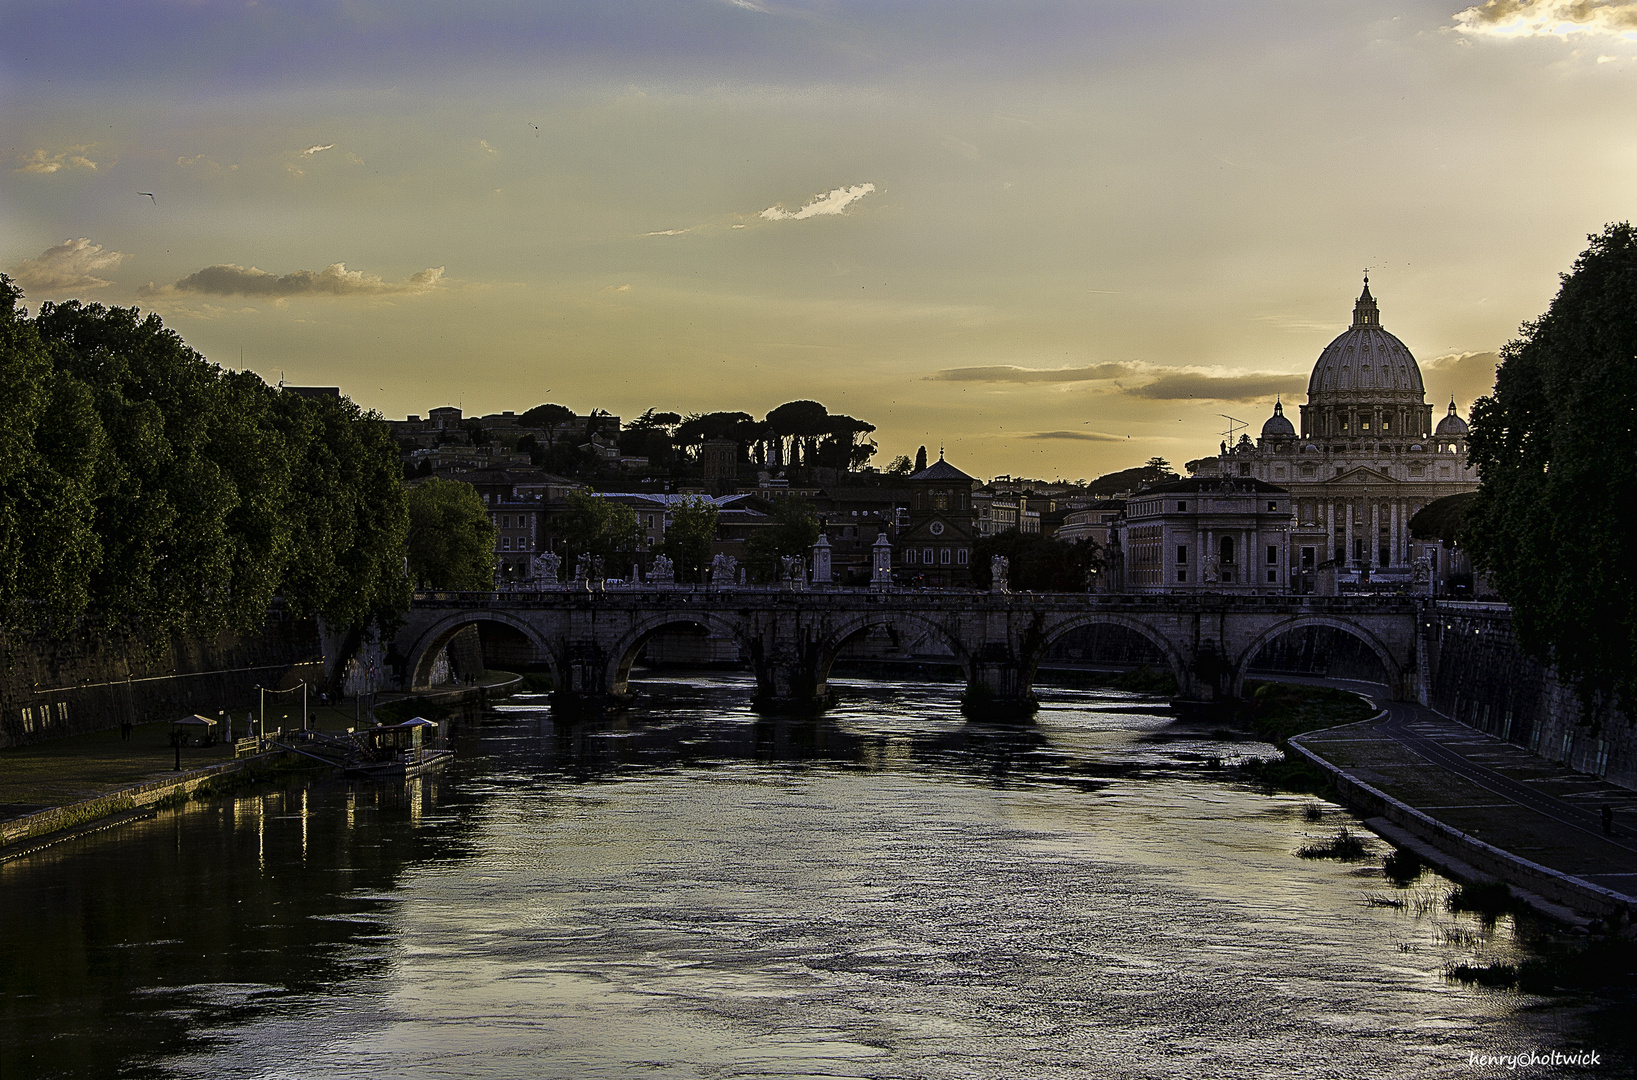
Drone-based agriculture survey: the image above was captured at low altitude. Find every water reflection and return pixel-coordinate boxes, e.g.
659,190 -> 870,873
0,674 -> 1630,1079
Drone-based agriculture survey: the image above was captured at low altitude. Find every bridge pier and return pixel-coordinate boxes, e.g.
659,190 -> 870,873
749,640 -> 836,715
962,646 -> 1038,719
549,642 -> 635,715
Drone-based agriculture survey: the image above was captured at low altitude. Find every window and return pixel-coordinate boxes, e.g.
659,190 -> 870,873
1176,569 -> 1187,583
20,707 -> 33,732
1267,501 -> 1277,512
1267,545 -> 1278,565
502,538 -> 511,550
1301,547 -> 1315,570
1177,501 -> 1188,511
924,548 -> 935,564
1361,421 -> 1371,431
939,548 -> 951,565
1176,544 -> 1188,564
1267,569 -> 1277,583
957,548 -> 968,565
932,490 -> 949,510
1219,536 -> 1235,564
502,515 -> 511,528
905,549 -> 916,564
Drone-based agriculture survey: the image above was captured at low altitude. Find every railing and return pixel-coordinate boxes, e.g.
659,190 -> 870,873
410,588 -> 1427,612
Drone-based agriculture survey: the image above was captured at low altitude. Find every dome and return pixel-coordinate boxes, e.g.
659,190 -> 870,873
1261,399 -> 1295,438
1435,400 -> 1469,436
1306,278 -> 1426,399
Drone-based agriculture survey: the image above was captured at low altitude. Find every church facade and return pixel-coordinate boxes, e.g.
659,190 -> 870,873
1211,279 -> 1478,587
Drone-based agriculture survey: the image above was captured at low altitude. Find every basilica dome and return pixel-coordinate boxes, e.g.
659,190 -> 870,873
1261,399 -> 1295,438
1306,279 -> 1426,399
1435,400 -> 1469,436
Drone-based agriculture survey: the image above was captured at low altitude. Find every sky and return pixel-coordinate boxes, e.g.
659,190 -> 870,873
4,0 -> 1635,481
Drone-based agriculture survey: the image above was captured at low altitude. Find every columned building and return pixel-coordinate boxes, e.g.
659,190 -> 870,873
1110,478 -> 1292,594
1216,279 -> 1479,585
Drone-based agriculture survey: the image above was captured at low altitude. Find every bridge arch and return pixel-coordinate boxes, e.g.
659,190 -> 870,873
1024,612 -> 1191,692
404,610 -> 558,690
813,611 -> 973,690
604,611 -> 752,697
1233,615 -> 1401,692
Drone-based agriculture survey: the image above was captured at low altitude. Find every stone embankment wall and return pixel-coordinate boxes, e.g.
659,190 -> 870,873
0,612 -> 323,750
1425,602 -> 1634,790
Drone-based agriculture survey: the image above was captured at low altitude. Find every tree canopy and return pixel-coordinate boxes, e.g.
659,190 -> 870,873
1466,222 -> 1637,716
406,479 -> 496,589
0,279 -> 410,639
660,496 -> 719,583
744,498 -> 820,582
550,489 -> 640,565
971,531 -> 1102,591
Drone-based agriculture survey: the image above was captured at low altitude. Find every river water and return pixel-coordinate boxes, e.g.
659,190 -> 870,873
2,676 -> 1632,1079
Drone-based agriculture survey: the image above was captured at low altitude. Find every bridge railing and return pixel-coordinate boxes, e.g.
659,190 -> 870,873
410,587 -> 1429,612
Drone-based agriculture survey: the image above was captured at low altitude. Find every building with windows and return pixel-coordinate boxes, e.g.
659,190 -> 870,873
1211,278 -> 1479,585
1108,478 -> 1292,594
896,454 -> 978,585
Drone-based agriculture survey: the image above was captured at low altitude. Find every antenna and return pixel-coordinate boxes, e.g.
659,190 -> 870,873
1219,414 -> 1248,441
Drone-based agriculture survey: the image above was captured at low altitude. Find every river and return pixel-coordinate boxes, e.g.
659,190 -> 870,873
2,675 -> 1631,1078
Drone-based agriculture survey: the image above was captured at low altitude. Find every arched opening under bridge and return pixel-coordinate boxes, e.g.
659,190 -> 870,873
406,613 -> 556,691
1238,619 -> 1397,690
607,615 -> 750,700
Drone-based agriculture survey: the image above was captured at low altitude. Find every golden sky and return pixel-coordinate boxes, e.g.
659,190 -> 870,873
5,0 -> 1635,480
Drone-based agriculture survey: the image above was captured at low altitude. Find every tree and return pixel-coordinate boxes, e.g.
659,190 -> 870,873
914,446 -> 928,473
661,496 -> 719,582
885,455 -> 914,476
551,489 -> 640,565
0,278 -> 104,634
744,498 -> 820,582
405,479 -> 495,589
1466,222 -> 1637,716
971,530 -> 1102,591
519,402 -> 574,429
6,287 -> 412,645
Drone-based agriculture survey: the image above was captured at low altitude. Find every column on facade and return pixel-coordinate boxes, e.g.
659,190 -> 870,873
1344,501 -> 1354,570
1390,500 -> 1401,567
1326,501 -> 1335,564
1370,500 -> 1380,568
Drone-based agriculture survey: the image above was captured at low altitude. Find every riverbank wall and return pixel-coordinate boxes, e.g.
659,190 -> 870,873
1424,602 -> 1635,790
1288,727 -> 1632,921
0,612 -> 323,751
0,751 -> 293,859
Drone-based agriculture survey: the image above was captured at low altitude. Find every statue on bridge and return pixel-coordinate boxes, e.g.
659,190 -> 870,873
990,555 -> 1010,594
531,551 -> 562,589
650,553 -> 675,585
573,553 -> 592,590
709,553 -> 738,589
779,555 -> 806,591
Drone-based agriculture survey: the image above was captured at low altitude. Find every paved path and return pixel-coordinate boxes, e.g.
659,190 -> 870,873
1294,691 -> 1637,905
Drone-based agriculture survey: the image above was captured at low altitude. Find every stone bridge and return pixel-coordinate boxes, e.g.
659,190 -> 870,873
389,589 -> 1426,717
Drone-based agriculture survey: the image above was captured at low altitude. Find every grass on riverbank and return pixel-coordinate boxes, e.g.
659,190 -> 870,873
1234,681 -> 1377,796
1447,938 -> 1637,993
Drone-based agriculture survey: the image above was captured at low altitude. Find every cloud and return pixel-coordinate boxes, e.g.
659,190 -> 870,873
301,143 -> 335,156
926,363 -> 1133,383
1453,0 -> 1637,39
8,238 -> 129,291
141,262 -> 445,298
760,182 -> 876,221
1022,430 -> 1127,442
15,146 -> 99,174
177,153 -> 238,173
602,283 -> 632,292
1423,350 -> 1501,404
478,139 -> 496,153
1127,372 -> 1306,401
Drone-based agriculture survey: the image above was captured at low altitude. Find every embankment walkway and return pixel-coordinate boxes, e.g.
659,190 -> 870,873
1292,697 -> 1637,920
